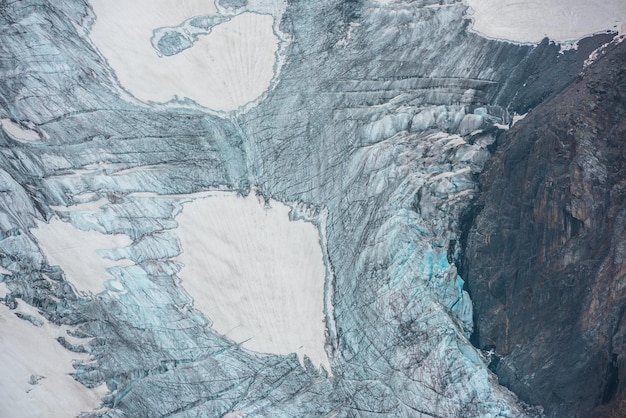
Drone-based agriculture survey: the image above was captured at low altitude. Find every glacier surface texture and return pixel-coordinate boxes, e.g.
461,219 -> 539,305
0,0 -> 624,417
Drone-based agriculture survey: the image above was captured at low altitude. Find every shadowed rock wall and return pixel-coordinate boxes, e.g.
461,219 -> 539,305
461,40 -> 626,417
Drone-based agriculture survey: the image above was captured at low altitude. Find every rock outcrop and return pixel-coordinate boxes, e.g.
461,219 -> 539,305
461,40 -> 626,417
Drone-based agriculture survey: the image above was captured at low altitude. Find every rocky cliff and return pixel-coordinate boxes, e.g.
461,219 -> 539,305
461,39 -> 626,417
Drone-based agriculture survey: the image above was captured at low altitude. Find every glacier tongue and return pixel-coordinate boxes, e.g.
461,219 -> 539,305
0,0 -> 611,416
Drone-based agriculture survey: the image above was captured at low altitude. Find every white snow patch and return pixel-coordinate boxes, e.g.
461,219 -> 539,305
0,282 -> 9,298
88,0 -> 279,112
493,112 -> 527,130
0,118 -> 42,143
174,191 -> 331,372
493,123 -> 509,130
443,136 -> 467,148
465,0 -> 626,46
583,39 -> 620,67
512,113 -> 527,126
31,218 -> 133,294
0,301 -> 107,418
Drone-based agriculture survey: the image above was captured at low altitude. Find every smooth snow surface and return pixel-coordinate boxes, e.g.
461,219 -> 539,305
175,192 -> 331,372
0,301 -> 105,418
88,0 -> 279,112
0,118 -> 41,143
32,218 -> 133,294
0,282 -> 9,298
465,0 -> 626,45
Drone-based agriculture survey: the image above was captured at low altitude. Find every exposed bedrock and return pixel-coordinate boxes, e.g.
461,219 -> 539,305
461,40 -> 626,417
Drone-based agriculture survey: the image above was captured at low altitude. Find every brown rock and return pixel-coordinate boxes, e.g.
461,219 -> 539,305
461,40 -> 626,417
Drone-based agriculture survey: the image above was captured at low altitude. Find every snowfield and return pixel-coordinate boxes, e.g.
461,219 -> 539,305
465,0 -> 626,46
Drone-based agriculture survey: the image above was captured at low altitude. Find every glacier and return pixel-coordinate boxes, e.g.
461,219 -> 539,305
87,0 -> 283,112
0,0 -> 622,416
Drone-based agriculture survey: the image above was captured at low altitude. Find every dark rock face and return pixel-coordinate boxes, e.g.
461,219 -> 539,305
461,40 -> 626,417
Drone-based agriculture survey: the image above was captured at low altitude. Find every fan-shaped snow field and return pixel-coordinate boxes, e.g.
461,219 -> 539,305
174,192 -> 331,372
0,301 -> 107,417
88,0 -> 280,111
